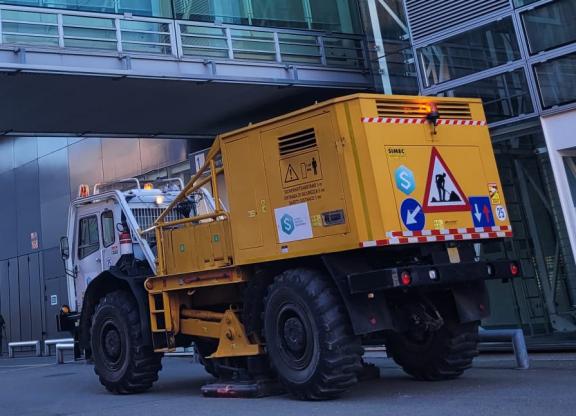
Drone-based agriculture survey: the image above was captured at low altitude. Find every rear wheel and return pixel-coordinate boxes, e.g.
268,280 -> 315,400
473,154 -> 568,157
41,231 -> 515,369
386,319 -> 479,381
91,290 -> 162,394
263,268 -> 362,400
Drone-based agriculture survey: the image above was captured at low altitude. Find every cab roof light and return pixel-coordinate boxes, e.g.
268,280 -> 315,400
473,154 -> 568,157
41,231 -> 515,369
78,184 -> 90,198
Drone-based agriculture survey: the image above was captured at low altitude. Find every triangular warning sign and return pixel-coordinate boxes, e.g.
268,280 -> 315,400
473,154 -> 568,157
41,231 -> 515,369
422,147 -> 470,212
285,164 -> 299,183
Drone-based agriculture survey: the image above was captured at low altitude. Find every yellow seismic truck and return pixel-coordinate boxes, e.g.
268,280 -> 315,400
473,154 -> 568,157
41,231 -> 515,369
61,94 -> 519,400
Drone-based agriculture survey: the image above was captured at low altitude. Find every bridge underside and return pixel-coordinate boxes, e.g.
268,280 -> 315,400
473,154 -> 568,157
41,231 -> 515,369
0,72 -> 367,138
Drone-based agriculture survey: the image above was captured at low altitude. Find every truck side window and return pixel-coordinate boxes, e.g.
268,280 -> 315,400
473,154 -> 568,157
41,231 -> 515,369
78,215 -> 100,259
101,211 -> 115,248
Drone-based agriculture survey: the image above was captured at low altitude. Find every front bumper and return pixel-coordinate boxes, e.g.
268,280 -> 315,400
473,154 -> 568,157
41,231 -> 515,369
347,259 -> 519,294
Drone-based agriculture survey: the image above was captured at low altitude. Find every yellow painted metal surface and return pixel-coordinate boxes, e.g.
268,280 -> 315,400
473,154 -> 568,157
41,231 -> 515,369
180,309 -> 262,358
153,93 -> 511,273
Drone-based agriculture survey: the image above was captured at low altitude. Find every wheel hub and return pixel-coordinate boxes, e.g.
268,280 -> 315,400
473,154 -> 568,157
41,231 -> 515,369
283,317 -> 306,354
102,322 -> 122,363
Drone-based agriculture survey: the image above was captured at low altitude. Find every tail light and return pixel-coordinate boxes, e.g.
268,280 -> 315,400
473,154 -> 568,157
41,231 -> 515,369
401,271 -> 412,286
510,262 -> 520,277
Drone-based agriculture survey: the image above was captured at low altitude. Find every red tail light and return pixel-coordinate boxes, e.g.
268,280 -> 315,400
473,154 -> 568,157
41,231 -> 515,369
401,271 -> 412,286
510,262 -> 520,277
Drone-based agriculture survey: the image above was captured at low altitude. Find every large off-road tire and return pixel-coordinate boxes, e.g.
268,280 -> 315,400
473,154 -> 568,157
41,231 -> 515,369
263,268 -> 363,400
386,319 -> 479,381
91,290 -> 163,394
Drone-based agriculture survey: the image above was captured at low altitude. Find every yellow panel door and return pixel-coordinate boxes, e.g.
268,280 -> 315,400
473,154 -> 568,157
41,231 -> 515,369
224,136 -> 268,250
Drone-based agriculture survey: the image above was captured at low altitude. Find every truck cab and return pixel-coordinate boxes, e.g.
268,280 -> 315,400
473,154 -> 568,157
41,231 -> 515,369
58,178 -> 218,341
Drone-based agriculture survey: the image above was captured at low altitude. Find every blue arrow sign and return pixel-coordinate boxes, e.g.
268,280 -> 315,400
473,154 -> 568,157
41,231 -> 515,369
401,198 -> 425,231
469,196 -> 495,227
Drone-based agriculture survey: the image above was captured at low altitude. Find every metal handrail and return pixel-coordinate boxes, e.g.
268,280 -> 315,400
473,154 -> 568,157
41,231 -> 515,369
0,4 -> 368,70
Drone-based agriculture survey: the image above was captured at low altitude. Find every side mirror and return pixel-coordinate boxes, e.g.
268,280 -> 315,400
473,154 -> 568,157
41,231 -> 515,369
60,236 -> 70,260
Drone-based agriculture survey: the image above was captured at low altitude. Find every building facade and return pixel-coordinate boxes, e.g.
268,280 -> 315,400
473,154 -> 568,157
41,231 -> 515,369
365,0 -> 576,338
0,0 -> 374,353
1,0 -> 575,352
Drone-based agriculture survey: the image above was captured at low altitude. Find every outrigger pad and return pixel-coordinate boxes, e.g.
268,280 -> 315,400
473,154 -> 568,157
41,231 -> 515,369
201,378 -> 285,399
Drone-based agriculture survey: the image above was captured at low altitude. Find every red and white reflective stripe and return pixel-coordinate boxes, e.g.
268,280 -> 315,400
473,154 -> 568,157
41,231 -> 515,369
435,119 -> 486,126
386,225 -> 510,238
361,117 -> 486,126
362,117 -> 426,124
359,227 -> 513,248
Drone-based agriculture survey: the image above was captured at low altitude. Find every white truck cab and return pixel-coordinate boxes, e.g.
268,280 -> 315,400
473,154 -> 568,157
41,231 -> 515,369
60,178 -> 218,314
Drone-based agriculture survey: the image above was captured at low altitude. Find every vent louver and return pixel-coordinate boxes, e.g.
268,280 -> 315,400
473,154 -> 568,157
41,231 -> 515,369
376,100 -> 471,119
405,0 -> 510,43
278,128 -> 317,157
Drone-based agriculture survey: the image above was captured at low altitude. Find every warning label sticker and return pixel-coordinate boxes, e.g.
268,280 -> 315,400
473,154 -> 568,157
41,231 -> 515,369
488,183 -> 501,205
280,150 -> 322,189
280,150 -> 325,205
422,147 -> 470,213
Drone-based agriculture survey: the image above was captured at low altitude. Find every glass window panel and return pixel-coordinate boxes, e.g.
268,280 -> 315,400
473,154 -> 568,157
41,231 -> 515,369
439,69 -> 534,123
180,25 -> 226,37
174,0 -> 248,24
78,215 -> 99,259
3,22 -> 58,36
65,38 -> 117,50
251,0 -> 306,29
181,36 -> 227,49
123,41 -> 171,54
534,53 -> 576,109
522,0 -> 576,54
63,27 -> 117,40
2,9 -> 57,23
279,34 -> 321,64
62,15 -> 115,29
2,33 -> 59,45
418,19 -> 521,88
122,31 -> 170,43
308,0 -> 361,33
0,0 -> 173,18
101,211 -> 115,248
120,20 -> 169,33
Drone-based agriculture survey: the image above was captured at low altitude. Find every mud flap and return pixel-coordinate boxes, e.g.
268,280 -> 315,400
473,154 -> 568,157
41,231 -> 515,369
451,280 -> 491,323
321,253 -> 394,335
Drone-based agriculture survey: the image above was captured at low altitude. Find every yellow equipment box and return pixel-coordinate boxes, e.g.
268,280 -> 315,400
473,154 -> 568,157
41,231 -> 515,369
155,93 -> 512,276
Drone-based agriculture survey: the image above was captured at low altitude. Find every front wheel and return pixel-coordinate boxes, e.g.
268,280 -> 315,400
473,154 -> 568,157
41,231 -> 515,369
91,290 -> 162,394
386,319 -> 479,381
263,269 -> 363,400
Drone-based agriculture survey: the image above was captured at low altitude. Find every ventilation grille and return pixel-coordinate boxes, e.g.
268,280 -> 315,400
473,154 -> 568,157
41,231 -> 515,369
436,102 -> 472,120
376,100 -> 472,119
278,128 -> 317,157
406,0 -> 510,42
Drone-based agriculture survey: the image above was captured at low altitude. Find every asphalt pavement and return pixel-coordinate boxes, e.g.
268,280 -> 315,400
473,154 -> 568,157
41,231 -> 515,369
0,352 -> 575,416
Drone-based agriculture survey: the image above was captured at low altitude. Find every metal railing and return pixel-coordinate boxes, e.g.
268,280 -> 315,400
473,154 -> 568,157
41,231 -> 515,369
0,4 -> 367,70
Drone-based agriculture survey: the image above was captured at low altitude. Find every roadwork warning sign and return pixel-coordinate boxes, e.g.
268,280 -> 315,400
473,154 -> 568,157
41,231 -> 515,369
422,147 -> 470,212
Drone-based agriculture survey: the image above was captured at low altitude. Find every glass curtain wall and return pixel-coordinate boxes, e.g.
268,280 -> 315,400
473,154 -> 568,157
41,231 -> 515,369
0,0 -> 362,33
521,0 -> 576,54
418,19 -> 521,88
482,126 -> 576,335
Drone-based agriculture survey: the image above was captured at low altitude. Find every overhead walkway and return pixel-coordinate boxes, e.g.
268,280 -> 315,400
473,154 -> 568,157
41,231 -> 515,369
0,4 -> 374,137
